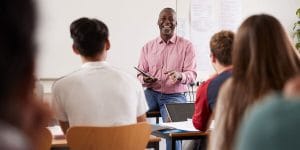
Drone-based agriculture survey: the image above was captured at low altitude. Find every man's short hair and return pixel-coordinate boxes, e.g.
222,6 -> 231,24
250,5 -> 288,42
70,17 -> 109,57
210,30 -> 234,66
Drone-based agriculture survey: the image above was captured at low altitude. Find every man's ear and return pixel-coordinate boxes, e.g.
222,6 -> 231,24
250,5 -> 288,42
105,39 -> 110,51
72,44 -> 80,55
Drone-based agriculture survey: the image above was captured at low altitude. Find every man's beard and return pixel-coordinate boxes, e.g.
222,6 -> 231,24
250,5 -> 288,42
161,27 -> 173,35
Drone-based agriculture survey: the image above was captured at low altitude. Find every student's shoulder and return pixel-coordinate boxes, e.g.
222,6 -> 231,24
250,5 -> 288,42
0,121 -> 29,149
114,69 -> 141,87
201,77 -> 215,87
251,93 -> 300,117
197,78 -> 214,94
52,69 -> 81,88
216,77 -> 233,94
108,66 -> 132,77
210,71 -> 232,86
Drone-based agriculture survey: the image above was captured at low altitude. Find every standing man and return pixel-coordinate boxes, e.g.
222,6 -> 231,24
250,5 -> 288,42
137,7 -> 197,122
52,18 -> 148,134
138,8 -> 196,150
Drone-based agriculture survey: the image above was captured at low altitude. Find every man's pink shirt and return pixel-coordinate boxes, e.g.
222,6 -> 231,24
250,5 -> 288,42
138,35 -> 197,94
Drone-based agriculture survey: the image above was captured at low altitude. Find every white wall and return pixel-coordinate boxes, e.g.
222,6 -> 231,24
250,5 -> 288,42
36,0 -> 176,79
241,0 -> 300,35
38,0 -> 300,92
176,0 -> 300,81
176,0 -> 299,35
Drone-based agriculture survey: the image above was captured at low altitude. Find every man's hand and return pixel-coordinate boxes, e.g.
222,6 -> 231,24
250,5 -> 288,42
165,70 -> 182,82
143,76 -> 158,83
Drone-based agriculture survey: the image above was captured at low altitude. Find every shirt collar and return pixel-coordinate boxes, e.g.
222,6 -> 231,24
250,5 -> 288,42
81,61 -> 108,68
158,34 -> 177,44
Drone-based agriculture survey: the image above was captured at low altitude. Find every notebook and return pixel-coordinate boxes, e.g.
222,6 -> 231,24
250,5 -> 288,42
165,103 -> 195,122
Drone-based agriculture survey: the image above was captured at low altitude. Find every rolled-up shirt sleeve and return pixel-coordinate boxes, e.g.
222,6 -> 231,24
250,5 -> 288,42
180,43 -> 197,84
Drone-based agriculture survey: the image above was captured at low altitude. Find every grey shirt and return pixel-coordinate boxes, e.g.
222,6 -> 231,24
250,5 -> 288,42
0,121 -> 30,150
236,93 -> 300,150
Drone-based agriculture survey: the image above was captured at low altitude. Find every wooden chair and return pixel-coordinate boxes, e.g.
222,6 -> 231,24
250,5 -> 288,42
146,110 -> 161,124
66,122 -> 151,150
36,128 -> 52,150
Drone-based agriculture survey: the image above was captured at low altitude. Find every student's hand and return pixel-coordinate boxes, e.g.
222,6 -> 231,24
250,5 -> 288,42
143,76 -> 158,83
165,70 -> 182,82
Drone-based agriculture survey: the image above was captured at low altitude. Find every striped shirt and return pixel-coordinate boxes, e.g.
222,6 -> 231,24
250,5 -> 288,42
137,35 -> 197,94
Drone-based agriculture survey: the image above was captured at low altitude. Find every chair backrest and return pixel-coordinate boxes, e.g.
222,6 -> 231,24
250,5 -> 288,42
66,122 -> 151,150
36,128 -> 52,150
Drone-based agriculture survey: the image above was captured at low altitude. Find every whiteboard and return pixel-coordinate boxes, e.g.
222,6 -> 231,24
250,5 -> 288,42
35,0 -> 176,79
176,0 -> 300,81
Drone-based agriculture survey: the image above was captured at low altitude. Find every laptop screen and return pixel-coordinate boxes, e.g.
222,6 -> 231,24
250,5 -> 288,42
165,103 -> 195,122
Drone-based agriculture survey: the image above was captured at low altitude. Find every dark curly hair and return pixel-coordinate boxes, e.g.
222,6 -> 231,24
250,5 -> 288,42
70,17 -> 109,57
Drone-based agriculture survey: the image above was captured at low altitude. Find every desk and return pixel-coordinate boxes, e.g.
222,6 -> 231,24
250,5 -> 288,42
152,129 -> 208,150
51,135 -> 161,150
51,138 -> 67,149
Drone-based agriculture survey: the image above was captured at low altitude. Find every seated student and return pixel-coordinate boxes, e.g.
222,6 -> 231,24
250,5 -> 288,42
235,76 -> 300,150
51,17 -> 149,134
34,79 -> 44,100
192,30 -> 234,131
208,14 -> 300,150
0,0 -> 51,149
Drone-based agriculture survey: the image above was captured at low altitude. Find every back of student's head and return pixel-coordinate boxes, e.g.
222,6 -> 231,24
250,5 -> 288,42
210,30 -> 234,66
217,14 -> 300,150
233,14 -> 300,90
70,18 -> 109,57
0,0 -> 51,147
0,0 -> 36,125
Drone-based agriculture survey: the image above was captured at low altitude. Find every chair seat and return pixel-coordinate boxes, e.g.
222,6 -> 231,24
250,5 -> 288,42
146,110 -> 161,117
146,110 -> 161,124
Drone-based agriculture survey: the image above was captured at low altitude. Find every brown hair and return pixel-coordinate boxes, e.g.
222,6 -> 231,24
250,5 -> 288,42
210,30 -> 234,66
212,14 -> 300,150
0,0 -> 51,148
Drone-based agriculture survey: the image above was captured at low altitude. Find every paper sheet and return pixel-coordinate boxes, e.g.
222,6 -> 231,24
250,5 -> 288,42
47,125 -> 64,139
160,119 -> 214,132
160,120 -> 199,132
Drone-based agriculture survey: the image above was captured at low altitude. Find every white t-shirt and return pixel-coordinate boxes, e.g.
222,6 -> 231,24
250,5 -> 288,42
52,61 -> 148,127
0,121 -> 30,150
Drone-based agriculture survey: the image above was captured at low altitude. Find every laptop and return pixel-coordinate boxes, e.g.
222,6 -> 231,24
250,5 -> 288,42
165,103 -> 195,122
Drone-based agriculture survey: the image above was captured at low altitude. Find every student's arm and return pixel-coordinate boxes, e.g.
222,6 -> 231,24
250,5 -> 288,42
192,80 -> 211,131
59,121 -> 70,135
137,114 -> 147,122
